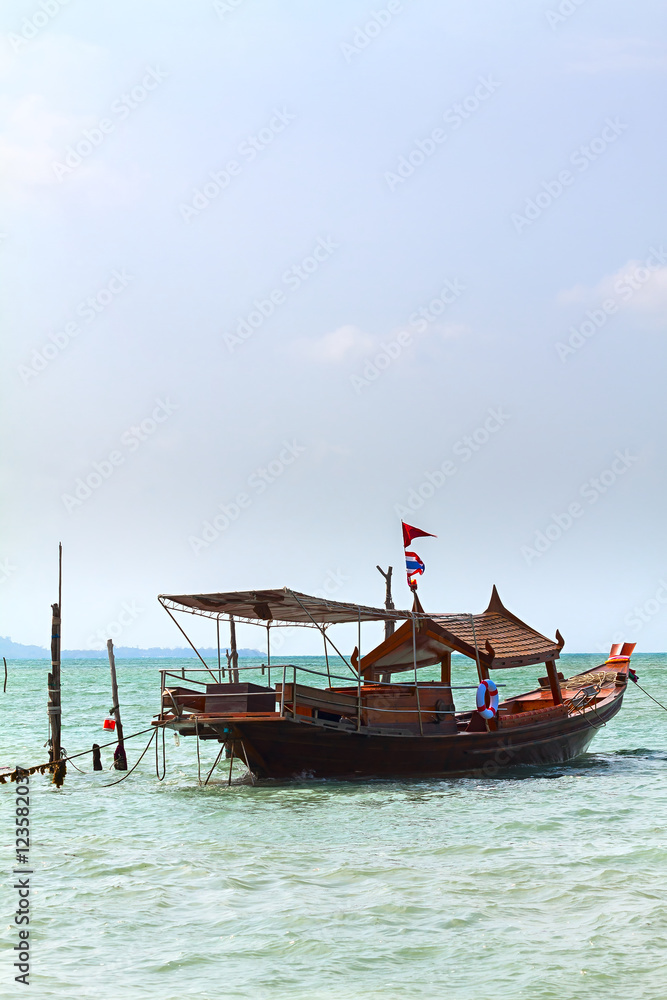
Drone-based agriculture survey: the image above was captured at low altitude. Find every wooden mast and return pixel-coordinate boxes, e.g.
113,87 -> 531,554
376,565 -> 395,641
47,543 -> 65,786
107,639 -> 127,769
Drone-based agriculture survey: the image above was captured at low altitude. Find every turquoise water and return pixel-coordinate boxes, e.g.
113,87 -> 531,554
1,654 -> 666,999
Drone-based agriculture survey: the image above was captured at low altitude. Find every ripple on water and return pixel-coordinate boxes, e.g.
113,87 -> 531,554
2,656 -> 667,998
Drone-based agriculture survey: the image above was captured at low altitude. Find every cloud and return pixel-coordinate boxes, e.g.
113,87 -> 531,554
0,90 -> 151,207
0,31 -> 106,193
558,256 -> 667,327
0,33 -> 152,206
0,93 -> 79,188
291,320 -> 469,365
290,325 -> 376,363
437,322 -> 469,340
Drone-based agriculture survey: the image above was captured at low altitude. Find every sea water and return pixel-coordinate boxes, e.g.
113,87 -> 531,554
1,653 -> 666,999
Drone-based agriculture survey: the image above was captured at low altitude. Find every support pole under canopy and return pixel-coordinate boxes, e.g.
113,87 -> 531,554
229,616 -> 239,683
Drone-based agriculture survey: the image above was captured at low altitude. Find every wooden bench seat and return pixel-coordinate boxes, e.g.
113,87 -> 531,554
275,683 -> 358,715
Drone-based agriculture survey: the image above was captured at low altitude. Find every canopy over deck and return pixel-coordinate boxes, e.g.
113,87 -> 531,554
159,586 -> 563,670
159,588 -> 410,625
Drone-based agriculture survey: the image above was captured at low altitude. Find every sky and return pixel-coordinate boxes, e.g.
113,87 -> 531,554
1,0 -> 667,656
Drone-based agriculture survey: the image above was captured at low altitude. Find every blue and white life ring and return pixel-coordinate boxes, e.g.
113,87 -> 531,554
476,679 -> 499,719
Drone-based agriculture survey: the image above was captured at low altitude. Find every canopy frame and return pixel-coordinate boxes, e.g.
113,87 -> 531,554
157,585 -> 563,673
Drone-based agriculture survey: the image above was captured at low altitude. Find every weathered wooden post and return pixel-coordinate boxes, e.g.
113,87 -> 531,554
229,616 -> 239,683
3,656 -> 7,693
376,565 -> 395,641
545,659 -> 563,706
106,639 -> 127,769
47,544 -> 66,786
92,744 -> 103,771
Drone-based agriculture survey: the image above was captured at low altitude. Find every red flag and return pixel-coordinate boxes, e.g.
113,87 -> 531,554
402,521 -> 437,548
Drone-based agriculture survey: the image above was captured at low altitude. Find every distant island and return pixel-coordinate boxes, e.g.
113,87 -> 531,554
0,636 -> 265,660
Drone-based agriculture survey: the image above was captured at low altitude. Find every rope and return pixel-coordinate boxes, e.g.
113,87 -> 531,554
0,724 -> 165,784
633,680 -> 667,714
563,680 -> 605,730
588,681 -> 606,728
155,722 -> 166,781
102,730 -> 157,787
573,673 -> 667,730
62,752 -> 87,773
239,739 -> 256,786
566,672 -> 667,731
289,590 -> 356,675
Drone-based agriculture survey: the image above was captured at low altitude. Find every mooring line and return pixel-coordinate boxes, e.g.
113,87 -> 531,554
0,724 -> 166,784
155,722 -> 167,781
102,730 -> 157,787
62,752 -> 87,773
634,680 -> 667,714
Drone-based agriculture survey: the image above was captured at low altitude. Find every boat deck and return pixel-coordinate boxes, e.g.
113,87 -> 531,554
156,665 -> 627,740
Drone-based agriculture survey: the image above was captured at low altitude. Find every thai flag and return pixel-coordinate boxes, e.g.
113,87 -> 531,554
405,550 -> 425,583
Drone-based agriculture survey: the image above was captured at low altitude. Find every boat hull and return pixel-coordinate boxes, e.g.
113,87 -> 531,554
224,689 -> 625,780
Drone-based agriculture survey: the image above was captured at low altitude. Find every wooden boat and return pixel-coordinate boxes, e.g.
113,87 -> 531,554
154,586 -> 636,780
